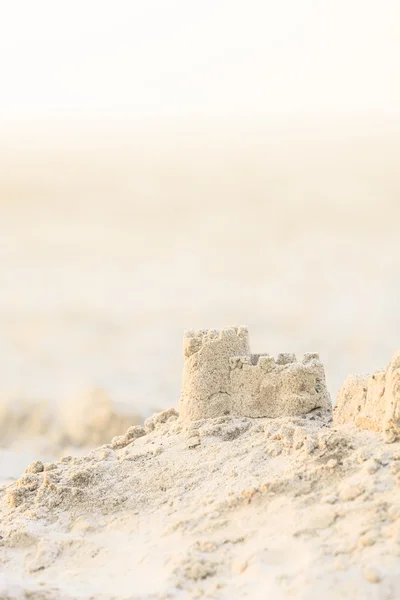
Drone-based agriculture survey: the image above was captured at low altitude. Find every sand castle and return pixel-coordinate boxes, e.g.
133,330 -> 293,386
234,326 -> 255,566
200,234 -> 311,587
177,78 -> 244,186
180,326 -> 331,421
334,350 -> 400,442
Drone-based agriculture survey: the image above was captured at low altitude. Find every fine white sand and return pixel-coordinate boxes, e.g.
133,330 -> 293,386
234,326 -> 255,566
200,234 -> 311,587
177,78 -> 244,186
2,409 -> 400,599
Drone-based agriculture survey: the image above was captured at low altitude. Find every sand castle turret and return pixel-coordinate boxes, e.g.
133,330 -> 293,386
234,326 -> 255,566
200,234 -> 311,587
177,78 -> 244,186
180,326 -> 331,422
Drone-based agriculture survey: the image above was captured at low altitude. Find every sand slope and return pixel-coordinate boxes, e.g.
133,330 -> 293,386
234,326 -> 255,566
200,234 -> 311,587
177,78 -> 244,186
1,410 -> 400,599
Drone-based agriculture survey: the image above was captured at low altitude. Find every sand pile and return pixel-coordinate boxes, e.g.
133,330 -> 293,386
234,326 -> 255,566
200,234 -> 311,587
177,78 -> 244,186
0,388 -> 142,481
0,396 -> 53,447
58,388 -> 142,448
2,405 -> 400,599
334,350 -> 400,443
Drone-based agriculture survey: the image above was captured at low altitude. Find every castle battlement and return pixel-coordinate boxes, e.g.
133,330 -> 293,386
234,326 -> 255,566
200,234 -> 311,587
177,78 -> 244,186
180,326 -> 331,422
229,352 -> 321,371
183,327 -> 249,358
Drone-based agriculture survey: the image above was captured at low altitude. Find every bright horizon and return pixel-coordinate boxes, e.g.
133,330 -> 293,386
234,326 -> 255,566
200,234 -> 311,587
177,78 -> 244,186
0,0 -> 399,133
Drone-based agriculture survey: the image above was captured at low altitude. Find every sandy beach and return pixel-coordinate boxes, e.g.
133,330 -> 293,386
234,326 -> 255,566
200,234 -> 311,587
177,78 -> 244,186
2,0 -> 400,594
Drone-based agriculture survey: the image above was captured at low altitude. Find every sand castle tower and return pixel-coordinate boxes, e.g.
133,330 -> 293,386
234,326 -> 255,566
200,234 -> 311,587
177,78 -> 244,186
180,326 -> 331,422
180,327 -> 250,422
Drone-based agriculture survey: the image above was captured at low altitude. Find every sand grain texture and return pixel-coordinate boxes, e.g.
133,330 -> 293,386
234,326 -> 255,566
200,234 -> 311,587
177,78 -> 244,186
1,408 -> 400,599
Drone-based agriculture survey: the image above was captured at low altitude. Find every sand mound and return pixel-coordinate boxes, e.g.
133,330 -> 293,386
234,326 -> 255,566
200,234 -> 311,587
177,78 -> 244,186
58,387 -> 142,447
0,396 -> 53,446
1,407 -> 400,599
334,350 -> 400,442
0,388 -> 142,479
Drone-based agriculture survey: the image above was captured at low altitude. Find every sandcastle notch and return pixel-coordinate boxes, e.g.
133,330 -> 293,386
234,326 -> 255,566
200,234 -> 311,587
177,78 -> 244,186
179,326 -> 331,422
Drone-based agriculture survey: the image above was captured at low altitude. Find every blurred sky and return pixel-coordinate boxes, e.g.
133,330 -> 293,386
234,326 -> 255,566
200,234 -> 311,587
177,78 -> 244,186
0,0 -> 399,132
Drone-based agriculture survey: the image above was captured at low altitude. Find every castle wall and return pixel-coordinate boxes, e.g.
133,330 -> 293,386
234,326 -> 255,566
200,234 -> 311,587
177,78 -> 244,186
230,353 -> 330,418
